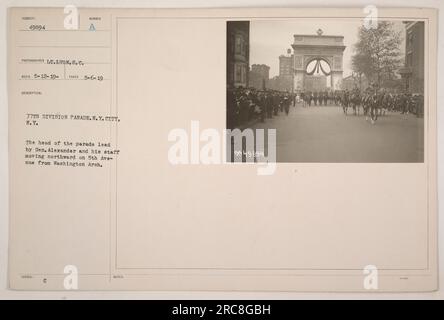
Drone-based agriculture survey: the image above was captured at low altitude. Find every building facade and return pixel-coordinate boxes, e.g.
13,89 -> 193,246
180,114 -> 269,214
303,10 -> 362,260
341,74 -> 369,91
249,64 -> 270,90
279,54 -> 293,77
277,54 -> 293,92
400,21 -> 424,94
267,52 -> 294,92
227,21 -> 250,88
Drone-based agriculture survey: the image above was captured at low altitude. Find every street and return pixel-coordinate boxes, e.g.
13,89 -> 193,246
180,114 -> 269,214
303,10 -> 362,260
251,104 -> 424,162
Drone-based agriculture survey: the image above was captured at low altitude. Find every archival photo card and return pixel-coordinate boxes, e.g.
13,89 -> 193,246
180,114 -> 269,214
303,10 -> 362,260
7,7 -> 438,292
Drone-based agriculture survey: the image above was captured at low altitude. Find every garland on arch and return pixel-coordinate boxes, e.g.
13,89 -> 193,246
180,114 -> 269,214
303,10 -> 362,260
305,59 -> 331,76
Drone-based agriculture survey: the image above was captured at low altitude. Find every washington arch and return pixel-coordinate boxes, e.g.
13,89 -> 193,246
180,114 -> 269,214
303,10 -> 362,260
292,29 -> 346,91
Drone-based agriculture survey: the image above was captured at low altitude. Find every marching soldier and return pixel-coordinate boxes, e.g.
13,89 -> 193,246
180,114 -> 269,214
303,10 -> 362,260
273,92 -> 280,116
266,91 -> 273,119
284,94 -> 290,115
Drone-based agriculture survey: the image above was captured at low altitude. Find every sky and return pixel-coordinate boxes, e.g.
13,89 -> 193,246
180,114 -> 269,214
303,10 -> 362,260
250,19 -> 405,78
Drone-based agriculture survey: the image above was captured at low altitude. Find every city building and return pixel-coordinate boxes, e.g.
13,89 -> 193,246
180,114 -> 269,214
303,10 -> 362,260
268,76 -> 291,92
249,64 -> 270,90
227,21 -> 250,88
267,51 -> 294,92
341,73 -> 369,91
277,53 -> 293,92
399,21 -> 424,94
341,75 -> 356,91
279,54 -> 293,77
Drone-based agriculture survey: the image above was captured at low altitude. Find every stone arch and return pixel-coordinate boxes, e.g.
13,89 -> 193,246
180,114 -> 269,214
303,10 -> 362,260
291,31 -> 346,92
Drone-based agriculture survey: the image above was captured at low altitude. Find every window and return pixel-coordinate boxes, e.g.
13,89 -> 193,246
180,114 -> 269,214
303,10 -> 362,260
407,52 -> 413,67
407,31 -> 414,50
235,64 -> 242,83
235,34 -> 243,55
234,64 -> 247,85
242,65 -> 247,83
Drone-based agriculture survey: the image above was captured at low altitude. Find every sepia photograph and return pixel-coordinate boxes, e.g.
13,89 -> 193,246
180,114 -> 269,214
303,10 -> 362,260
227,19 -> 425,162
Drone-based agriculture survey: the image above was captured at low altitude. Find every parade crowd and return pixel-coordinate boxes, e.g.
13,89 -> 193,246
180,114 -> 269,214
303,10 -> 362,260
227,86 -> 424,128
227,87 -> 295,129
332,88 -> 424,120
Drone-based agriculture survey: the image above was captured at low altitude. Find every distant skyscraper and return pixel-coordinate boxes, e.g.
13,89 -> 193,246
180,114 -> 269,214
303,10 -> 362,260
279,54 -> 293,77
274,53 -> 293,92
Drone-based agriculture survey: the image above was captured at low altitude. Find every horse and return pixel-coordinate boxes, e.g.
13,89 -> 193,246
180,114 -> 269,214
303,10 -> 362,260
361,94 -> 371,118
367,93 -> 380,124
349,91 -> 361,115
341,92 -> 351,115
